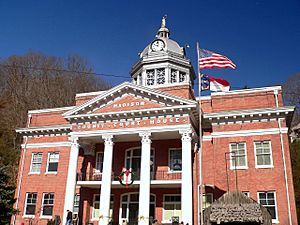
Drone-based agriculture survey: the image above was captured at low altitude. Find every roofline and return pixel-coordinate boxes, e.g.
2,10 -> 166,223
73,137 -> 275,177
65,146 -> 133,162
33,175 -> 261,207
203,106 -> 294,119
16,124 -> 71,133
28,106 -> 75,114
76,90 -> 107,97
63,82 -> 197,117
211,85 -> 282,96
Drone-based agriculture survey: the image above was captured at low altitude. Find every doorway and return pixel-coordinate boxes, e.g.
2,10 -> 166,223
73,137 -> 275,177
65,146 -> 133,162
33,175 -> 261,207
119,193 -> 156,225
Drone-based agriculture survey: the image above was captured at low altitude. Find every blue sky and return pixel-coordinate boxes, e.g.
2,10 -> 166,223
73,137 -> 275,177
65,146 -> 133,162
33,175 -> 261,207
0,0 -> 299,94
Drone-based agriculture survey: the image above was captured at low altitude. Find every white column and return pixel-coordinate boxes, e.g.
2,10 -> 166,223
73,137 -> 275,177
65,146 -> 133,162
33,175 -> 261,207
180,129 -> 193,225
63,136 -> 80,225
138,131 -> 152,225
99,135 -> 114,225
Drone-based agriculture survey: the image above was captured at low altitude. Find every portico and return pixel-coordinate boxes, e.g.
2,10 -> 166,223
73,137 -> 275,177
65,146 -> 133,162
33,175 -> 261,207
63,123 -> 196,225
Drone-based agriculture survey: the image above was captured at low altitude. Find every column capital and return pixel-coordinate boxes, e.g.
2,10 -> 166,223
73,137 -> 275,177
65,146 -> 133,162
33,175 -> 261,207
69,136 -> 79,147
102,134 -> 114,146
139,131 -> 151,144
179,129 -> 192,142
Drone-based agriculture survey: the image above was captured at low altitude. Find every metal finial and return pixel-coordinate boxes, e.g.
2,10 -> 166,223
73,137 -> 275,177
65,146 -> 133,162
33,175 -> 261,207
161,15 -> 167,28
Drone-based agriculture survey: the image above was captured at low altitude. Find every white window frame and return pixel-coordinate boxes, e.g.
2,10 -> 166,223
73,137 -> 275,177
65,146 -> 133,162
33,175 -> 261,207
162,194 -> 181,223
29,152 -> 42,174
92,194 -> 114,221
95,152 -> 104,174
46,152 -> 59,174
202,193 -> 213,209
73,194 -> 80,216
23,192 -> 37,218
242,192 -> 250,197
40,192 -> 54,219
257,191 -> 278,223
254,140 -> 274,168
168,148 -> 182,173
229,142 -> 248,170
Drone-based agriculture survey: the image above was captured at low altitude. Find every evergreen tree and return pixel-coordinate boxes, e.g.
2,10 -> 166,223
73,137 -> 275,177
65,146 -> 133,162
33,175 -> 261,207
0,166 -> 17,225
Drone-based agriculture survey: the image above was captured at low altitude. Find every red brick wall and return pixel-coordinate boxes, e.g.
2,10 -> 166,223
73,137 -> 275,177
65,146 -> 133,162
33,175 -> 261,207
13,144 -> 71,225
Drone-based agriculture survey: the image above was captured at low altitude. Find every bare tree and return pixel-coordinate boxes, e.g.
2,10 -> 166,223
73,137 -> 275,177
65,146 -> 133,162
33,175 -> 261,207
283,72 -> 300,125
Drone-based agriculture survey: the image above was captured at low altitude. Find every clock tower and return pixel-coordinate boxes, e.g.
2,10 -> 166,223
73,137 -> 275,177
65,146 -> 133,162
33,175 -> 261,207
130,16 -> 196,99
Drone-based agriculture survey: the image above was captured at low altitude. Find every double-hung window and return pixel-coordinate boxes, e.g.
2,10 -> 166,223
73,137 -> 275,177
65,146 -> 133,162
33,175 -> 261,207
95,152 -> 104,173
258,192 -> 277,221
163,195 -> 181,222
30,153 -> 42,174
42,193 -> 54,217
169,149 -> 182,172
230,143 -> 247,169
47,152 -> 59,173
24,192 -> 37,216
255,141 -> 273,168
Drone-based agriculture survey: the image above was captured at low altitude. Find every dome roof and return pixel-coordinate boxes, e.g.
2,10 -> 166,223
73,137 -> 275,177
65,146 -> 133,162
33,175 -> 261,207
140,37 -> 184,58
139,16 -> 185,58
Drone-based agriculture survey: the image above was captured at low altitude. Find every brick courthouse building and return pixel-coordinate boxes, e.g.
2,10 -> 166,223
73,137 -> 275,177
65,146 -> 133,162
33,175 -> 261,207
12,19 -> 297,225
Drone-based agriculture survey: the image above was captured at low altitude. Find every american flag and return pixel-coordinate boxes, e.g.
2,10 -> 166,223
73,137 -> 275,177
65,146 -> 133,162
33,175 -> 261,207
199,48 -> 236,70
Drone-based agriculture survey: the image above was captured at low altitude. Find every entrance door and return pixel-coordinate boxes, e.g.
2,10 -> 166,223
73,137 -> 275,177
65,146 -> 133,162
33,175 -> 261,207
128,203 -> 139,225
119,193 -> 156,225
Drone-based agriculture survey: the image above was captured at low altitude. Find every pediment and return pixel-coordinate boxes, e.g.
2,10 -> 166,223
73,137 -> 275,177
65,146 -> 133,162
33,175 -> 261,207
63,82 -> 197,118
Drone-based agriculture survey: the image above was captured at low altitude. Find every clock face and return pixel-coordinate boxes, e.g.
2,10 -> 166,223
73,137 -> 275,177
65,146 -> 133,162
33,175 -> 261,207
151,40 -> 165,52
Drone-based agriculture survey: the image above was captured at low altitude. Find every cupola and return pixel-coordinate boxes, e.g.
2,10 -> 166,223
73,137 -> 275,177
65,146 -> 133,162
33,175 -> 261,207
130,16 -> 196,99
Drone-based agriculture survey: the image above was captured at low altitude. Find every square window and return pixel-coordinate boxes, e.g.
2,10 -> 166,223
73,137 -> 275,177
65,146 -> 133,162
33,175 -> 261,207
47,152 -> 59,173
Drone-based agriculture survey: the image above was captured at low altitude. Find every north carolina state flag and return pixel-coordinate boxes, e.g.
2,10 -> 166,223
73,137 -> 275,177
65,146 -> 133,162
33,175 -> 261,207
209,77 -> 230,92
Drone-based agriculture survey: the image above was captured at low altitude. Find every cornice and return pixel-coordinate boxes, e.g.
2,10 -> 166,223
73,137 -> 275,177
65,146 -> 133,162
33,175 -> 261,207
28,106 -> 75,114
16,124 -> 71,136
203,106 -> 294,122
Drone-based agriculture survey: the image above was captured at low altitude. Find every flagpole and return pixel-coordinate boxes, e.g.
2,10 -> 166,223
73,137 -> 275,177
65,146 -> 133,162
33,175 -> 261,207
196,42 -> 204,225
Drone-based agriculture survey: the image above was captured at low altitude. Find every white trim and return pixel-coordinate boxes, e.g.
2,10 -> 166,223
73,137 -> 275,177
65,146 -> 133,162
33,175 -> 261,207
70,124 -> 192,138
46,152 -> 60,173
162,194 -> 182,223
168,148 -> 182,172
257,191 -> 278,223
21,142 -> 71,149
204,106 -> 294,119
28,106 -> 75,114
66,104 -> 197,120
41,192 -> 55,217
76,90 -> 107,97
63,82 -> 197,117
211,128 -> 288,138
254,140 -> 274,168
229,142 -> 248,170
16,125 -> 71,134
92,194 -> 114,220
95,152 -> 104,173
29,152 -> 42,174
242,192 -> 250,197
211,86 -> 281,96
23,192 -> 38,217
202,135 -> 212,141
